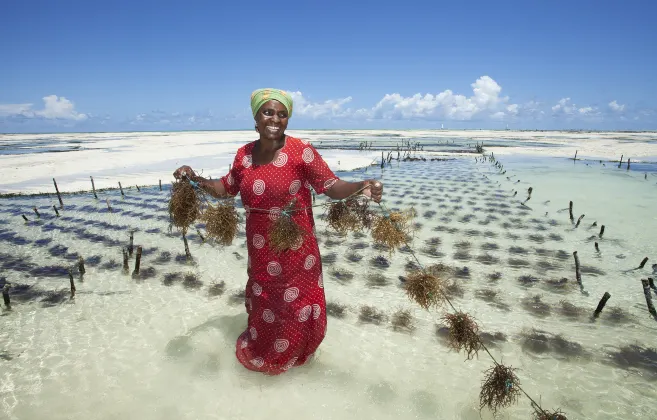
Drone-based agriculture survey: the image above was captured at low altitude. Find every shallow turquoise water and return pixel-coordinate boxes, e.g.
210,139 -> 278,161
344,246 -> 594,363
1,152 -> 656,420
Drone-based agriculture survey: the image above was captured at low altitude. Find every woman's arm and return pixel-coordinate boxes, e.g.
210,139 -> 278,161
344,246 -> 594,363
173,165 -> 229,198
326,179 -> 383,203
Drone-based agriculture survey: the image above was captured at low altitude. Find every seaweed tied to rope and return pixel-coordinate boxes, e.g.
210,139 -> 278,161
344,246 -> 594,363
326,195 -> 374,235
404,269 -> 446,310
371,209 -> 415,253
441,312 -> 482,360
201,199 -> 240,246
268,198 -> 308,253
168,178 -> 204,235
479,364 -> 521,414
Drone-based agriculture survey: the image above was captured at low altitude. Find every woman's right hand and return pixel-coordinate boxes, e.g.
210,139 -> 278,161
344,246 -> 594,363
173,165 -> 195,180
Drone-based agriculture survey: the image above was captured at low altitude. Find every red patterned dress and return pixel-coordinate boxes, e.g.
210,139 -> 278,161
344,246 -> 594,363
219,136 -> 339,375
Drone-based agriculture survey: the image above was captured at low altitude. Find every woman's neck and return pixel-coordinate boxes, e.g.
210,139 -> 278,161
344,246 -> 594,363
256,135 -> 286,152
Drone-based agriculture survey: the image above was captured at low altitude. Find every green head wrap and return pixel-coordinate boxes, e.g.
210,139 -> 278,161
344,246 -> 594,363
250,88 -> 293,118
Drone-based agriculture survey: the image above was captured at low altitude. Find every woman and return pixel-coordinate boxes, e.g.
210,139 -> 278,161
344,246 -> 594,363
173,88 -> 383,375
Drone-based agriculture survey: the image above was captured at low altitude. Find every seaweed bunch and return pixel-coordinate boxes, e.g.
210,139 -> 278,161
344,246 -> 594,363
201,200 -> 239,246
479,364 -> 521,414
391,309 -> 416,333
441,311 -> 481,359
371,210 -> 415,252
404,269 -> 446,310
168,178 -> 204,235
325,196 -> 374,235
268,199 -> 307,253
533,408 -> 568,420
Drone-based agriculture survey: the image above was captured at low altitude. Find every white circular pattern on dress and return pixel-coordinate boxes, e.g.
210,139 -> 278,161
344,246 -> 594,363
298,305 -> 312,322
268,207 -> 281,221
242,154 -> 252,168
227,173 -> 234,185
283,287 -> 299,302
318,273 -> 324,288
250,357 -> 264,368
291,235 -> 303,251
253,179 -> 265,195
252,234 -> 265,249
304,254 -> 316,270
283,357 -> 298,371
324,178 -> 337,189
263,309 -> 275,323
273,152 -> 288,167
300,138 -> 309,145
240,339 -> 248,349
274,338 -> 289,353
267,261 -> 282,276
252,282 -> 262,296
302,147 -> 314,163
289,180 -> 301,195
312,303 -> 321,320
304,180 -> 312,190
250,327 -> 258,340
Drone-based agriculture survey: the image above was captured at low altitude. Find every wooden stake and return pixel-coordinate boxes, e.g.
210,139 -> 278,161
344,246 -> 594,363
618,155 -> 623,168
574,251 -> 583,289
128,231 -> 134,257
159,179 -> 162,190
53,205 -> 60,217
136,185 -> 140,192
33,207 -> 40,218
69,269 -> 76,299
595,242 -> 600,252
574,150 -> 578,161
575,214 -> 585,228
599,225 -> 605,238
90,176 -> 98,199
53,178 -> 64,208
641,279 -> 656,317
627,159 -> 631,171
183,234 -> 192,261
569,201 -> 574,222
106,199 -> 112,212
132,246 -> 142,278
639,257 -> 649,269
22,214 -> 28,222
593,292 -> 611,318
649,278 -> 656,292
78,256 -> 86,281
2,284 -> 10,309
118,182 -> 125,197
122,247 -> 129,273
197,229 -> 205,243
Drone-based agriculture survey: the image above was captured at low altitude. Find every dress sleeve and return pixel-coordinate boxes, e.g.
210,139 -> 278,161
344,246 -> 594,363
301,143 -> 340,195
219,152 -> 242,197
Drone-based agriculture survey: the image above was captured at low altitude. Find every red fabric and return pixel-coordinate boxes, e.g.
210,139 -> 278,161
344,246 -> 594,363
219,136 -> 339,375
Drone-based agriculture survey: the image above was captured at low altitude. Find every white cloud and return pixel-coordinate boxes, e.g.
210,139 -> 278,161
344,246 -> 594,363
0,95 -> 87,120
366,76 -> 513,121
288,91 -> 353,119
608,100 -> 625,112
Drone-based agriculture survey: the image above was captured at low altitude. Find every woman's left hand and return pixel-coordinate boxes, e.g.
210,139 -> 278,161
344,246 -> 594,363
363,180 -> 383,203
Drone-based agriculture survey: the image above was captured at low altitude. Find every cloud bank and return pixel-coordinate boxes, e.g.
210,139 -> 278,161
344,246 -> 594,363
0,78 -> 652,132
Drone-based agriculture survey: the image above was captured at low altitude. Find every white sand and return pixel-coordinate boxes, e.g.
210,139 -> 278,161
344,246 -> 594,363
2,130 -> 656,195
0,131 -> 380,194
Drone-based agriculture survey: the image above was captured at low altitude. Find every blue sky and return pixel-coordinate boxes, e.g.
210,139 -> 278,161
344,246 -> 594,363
1,0 -> 656,133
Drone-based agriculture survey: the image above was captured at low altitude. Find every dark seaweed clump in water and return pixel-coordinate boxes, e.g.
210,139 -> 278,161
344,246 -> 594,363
208,281 -> 226,297
346,252 -> 363,263
228,290 -> 246,305
477,253 -> 500,265
367,273 -> 390,287
521,295 -> 551,318
602,307 -> 633,324
322,252 -> 338,264
330,268 -> 354,283
326,301 -> 347,318
444,280 -> 465,298
351,242 -> 369,250
518,274 -> 540,286
481,242 -> 499,251
359,305 -> 388,325
453,251 -> 471,261
163,272 -> 182,286
509,246 -> 528,255
479,332 -> 507,348
156,251 -> 172,263
391,309 -> 416,333
521,330 -> 587,359
30,265 -> 70,278
508,258 -> 531,268
488,272 -> 502,281
370,256 -> 390,269
607,345 -> 657,377
100,259 -> 121,270
558,300 -> 584,319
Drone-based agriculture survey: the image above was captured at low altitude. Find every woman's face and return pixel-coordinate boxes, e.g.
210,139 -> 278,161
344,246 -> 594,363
255,100 -> 289,142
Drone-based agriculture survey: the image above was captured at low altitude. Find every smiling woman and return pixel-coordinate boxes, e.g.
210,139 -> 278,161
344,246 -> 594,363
173,88 -> 384,376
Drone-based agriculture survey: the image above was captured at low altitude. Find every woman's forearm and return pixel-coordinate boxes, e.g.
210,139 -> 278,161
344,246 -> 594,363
192,175 -> 228,199
325,180 -> 368,200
